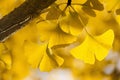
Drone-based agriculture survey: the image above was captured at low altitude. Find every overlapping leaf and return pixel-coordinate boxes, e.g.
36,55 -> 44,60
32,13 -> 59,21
37,21 -> 76,48
46,3 -> 62,20
24,41 -> 64,71
59,7 -> 88,36
82,0 -> 104,17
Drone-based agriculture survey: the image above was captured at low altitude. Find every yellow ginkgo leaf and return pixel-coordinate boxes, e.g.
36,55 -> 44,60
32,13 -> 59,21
46,3 -> 62,20
59,8 -> 85,36
37,21 -> 77,48
24,41 -> 64,71
70,29 -> 114,64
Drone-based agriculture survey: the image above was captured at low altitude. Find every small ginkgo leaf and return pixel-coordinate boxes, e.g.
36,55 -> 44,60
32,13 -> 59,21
82,6 -> 96,17
37,21 -> 76,48
70,29 -> 114,64
59,9 -> 84,36
46,3 -> 62,20
82,0 -> 104,11
24,41 -> 64,71
90,0 -> 104,11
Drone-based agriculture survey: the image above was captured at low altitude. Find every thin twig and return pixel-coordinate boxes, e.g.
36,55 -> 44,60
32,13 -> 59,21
0,0 -> 56,42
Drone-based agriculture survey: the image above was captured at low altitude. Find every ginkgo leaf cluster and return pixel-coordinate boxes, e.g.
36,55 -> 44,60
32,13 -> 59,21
0,0 -> 120,80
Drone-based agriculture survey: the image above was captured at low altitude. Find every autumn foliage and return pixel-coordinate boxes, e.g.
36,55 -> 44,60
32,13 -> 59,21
0,0 -> 120,80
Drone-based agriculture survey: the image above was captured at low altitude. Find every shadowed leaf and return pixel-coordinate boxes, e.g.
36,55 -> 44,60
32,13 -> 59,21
90,0 -> 104,11
82,6 -> 96,17
46,4 -> 62,20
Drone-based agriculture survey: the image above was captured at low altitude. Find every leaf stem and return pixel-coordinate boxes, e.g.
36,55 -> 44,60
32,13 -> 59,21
67,0 -> 72,6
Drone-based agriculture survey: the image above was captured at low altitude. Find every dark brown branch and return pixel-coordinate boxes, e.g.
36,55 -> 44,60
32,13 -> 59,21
0,0 -> 56,42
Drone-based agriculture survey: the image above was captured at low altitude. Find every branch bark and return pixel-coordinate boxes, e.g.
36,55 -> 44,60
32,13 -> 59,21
0,0 -> 56,42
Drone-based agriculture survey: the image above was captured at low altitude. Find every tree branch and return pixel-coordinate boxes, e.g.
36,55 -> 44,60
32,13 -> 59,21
0,0 -> 56,42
